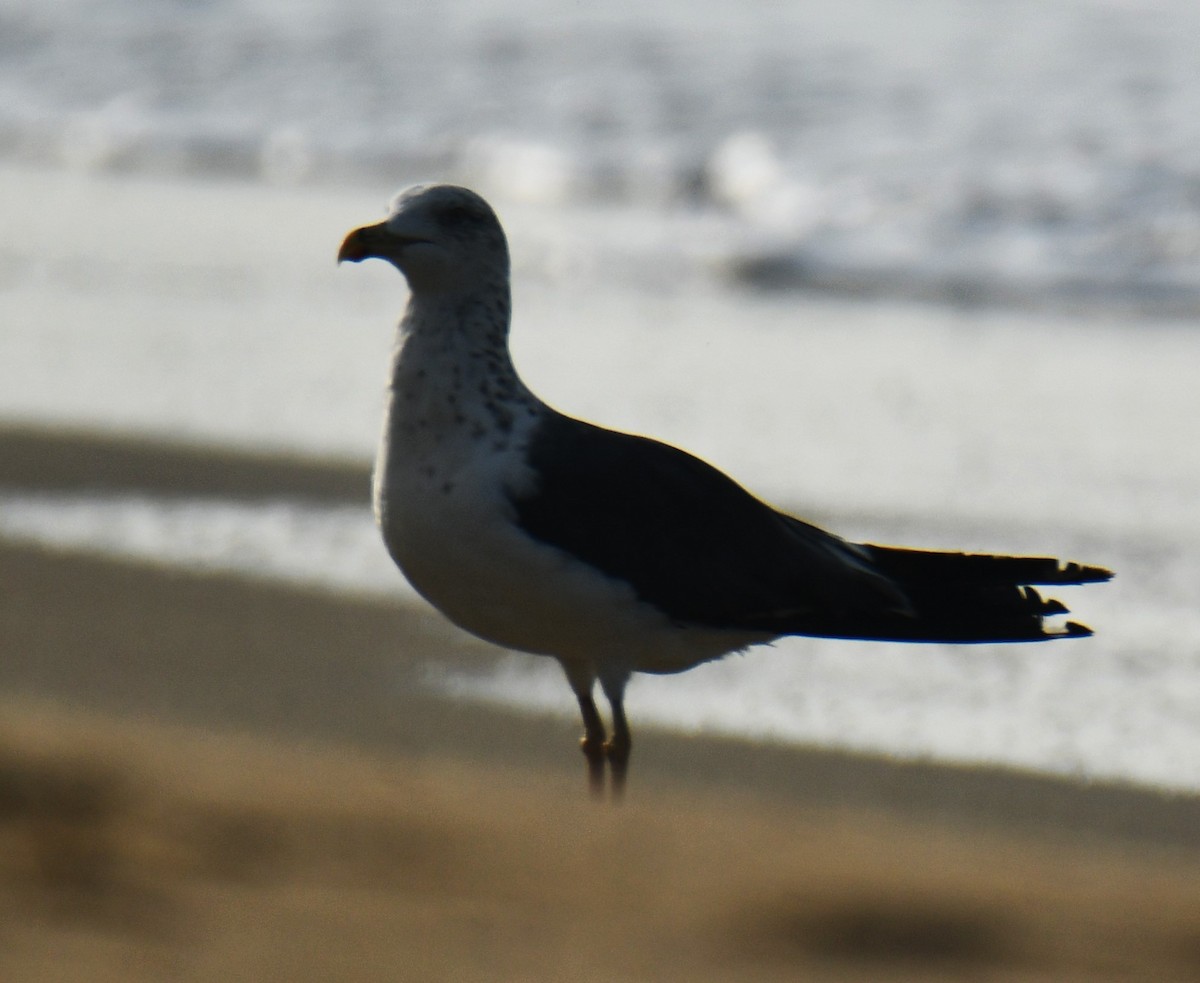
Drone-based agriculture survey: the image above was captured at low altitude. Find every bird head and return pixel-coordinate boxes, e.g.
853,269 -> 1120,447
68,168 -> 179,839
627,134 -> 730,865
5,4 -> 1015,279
338,184 -> 509,294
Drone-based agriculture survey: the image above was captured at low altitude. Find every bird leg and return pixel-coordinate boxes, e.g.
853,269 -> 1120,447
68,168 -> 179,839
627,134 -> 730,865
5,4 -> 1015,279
563,662 -> 632,800
562,664 -> 608,798
574,691 -> 607,797
600,675 -> 632,801
603,710 -> 631,800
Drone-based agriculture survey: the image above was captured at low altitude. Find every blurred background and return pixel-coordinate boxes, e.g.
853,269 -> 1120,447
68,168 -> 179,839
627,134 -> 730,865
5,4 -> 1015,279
3,1 -> 1200,979
2,0 -> 1198,789
5,0 -> 1200,304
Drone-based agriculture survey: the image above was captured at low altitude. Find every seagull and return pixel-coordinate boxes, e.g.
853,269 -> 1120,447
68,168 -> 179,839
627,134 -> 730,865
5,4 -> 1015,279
338,184 -> 1112,796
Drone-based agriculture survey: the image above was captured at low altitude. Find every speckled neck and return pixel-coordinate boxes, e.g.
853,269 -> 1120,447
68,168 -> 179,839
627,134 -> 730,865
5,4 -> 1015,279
372,279 -> 544,526
393,278 -> 539,426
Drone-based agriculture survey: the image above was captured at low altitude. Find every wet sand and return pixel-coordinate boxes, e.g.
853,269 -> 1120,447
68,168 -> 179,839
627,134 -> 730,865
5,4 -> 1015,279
2,424 -> 1199,981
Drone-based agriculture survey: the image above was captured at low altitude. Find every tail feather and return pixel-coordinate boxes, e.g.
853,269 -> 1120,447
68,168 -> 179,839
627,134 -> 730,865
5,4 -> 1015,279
813,544 -> 1113,644
861,545 -> 1113,587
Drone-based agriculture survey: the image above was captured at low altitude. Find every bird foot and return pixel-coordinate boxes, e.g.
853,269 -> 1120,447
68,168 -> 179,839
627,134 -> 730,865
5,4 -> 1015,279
603,739 -> 629,800
580,736 -> 607,798
579,736 -> 630,800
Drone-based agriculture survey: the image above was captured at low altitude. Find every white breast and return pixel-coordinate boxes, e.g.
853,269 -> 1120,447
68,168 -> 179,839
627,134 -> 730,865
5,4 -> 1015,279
372,307 -> 768,675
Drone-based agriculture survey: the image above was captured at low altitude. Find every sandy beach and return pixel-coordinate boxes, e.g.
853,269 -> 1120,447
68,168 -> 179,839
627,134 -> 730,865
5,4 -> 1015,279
2,424 -> 1199,982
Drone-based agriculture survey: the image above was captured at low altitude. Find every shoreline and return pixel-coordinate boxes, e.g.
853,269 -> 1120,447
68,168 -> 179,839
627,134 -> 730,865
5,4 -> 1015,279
0,421 -> 371,502
1,421 -> 1196,848
3,422 -> 1199,979
2,532 -> 1197,853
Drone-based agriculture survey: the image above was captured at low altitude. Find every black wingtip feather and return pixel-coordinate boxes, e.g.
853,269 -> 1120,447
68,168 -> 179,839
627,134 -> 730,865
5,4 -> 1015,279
837,545 -> 1112,644
1032,593 -> 1069,617
862,545 -> 1114,587
1061,560 -> 1114,584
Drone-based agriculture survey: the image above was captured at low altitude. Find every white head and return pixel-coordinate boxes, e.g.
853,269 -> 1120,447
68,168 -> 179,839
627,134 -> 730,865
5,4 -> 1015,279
338,184 -> 509,295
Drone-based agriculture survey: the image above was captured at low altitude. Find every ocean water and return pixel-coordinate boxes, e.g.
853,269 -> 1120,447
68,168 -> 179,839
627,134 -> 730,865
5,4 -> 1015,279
2,0 -> 1199,790
4,0 -> 1200,311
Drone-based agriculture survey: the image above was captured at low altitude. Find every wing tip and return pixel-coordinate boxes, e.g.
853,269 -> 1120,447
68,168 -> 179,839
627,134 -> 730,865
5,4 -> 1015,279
1061,560 -> 1114,584
1061,620 -> 1094,638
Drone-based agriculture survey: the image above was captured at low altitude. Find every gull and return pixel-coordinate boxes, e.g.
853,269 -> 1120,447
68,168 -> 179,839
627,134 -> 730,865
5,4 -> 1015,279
338,184 -> 1112,796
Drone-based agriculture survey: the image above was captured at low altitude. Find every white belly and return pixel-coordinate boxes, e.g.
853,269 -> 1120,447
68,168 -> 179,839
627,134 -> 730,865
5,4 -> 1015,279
372,316 -> 769,675
373,424 -> 765,674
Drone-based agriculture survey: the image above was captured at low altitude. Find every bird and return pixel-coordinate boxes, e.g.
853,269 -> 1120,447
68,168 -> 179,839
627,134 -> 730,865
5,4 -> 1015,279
338,183 -> 1112,796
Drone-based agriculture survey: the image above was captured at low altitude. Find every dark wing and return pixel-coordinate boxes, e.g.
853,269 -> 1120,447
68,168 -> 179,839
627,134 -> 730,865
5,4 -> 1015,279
509,412 -> 906,632
511,412 -> 1113,643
